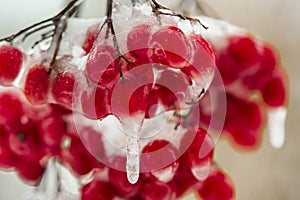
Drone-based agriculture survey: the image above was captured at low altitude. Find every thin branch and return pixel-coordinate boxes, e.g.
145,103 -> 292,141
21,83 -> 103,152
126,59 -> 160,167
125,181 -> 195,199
149,0 -> 208,29
94,0 -> 128,80
0,0 -> 82,44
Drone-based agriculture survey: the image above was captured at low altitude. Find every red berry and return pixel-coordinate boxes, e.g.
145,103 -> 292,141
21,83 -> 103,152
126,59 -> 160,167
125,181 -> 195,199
149,26 -> 191,68
215,53 -> 239,85
129,84 -> 151,118
24,65 -> 49,105
141,180 -> 174,200
224,93 -> 264,147
127,24 -> 152,63
79,127 -> 106,163
180,128 -> 214,169
0,126 -> 18,168
190,35 -> 215,70
170,164 -> 198,197
181,35 -> 216,90
82,24 -> 100,54
8,121 -> 44,159
262,76 -> 286,107
108,156 -> 142,198
0,45 -> 23,86
260,44 -> 277,72
61,134 -> 104,176
0,92 -> 24,126
147,85 -> 177,116
81,85 -> 110,119
81,180 -> 116,200
141,140 -> 179,173
86,45 -> 117,84
51,72 -> 75,108
39,113 -> 65,151
16,157 -> 45,183
198,169 -> 234,200
228,35 -> 260,70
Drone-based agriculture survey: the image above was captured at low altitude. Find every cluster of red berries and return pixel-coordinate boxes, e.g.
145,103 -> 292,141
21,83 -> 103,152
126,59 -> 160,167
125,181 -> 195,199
196,33 -> 287,148
0,88 -> 234,199
0,88 -> 108,181
0,22 -> 215,122
81,128 -> 233,200
0,2 -> 288,198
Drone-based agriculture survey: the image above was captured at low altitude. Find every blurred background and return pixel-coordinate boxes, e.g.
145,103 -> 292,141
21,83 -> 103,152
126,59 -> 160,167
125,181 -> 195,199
0,0 -> 299,199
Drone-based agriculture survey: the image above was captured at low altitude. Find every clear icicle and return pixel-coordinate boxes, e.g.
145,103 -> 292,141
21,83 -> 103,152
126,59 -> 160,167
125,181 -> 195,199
26,159 -> 59,200
268,107 -> 287,149
191,161 -> 211,181
126,135 -> 140,184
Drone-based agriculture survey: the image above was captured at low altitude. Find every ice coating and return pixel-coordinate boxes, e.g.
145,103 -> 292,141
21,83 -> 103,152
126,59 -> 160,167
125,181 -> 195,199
268,107 -> 287,149
26,159 -> 80,200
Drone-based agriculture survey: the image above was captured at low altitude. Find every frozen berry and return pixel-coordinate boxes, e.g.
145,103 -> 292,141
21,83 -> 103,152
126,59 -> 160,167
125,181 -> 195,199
24,65 -> 49,105
51,72 -> 75,108
149,26 -> 191,68
81,85 -> 110,119
86,45 -> 117,84
81,180 -> 116,200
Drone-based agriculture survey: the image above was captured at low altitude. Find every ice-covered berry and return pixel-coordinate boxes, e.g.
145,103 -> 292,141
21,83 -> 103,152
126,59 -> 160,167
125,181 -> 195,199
51,72 -> 75,108
24,65 -> 49,105
149,26 -> 191,69
81,85 -> 110,119
81,180 -> 116,200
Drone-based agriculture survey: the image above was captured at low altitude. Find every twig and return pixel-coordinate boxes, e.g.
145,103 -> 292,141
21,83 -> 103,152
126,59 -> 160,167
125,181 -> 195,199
94,0 -> 129,80
149,0 -> 208,29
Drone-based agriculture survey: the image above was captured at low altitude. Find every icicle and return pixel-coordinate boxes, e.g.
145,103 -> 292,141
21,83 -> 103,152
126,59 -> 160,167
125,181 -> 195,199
126,135 -> 140,184
268,107 -> 287,149
26,159 -> 80,200
191,160 -> 210,181
26,159 -> 59,200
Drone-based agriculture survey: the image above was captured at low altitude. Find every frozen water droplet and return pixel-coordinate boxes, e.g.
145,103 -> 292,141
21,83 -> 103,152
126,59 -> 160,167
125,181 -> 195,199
191,161 -> 210,181
268,107 -> 287,149
126,135 -> 140,184
151,162 -> 179,182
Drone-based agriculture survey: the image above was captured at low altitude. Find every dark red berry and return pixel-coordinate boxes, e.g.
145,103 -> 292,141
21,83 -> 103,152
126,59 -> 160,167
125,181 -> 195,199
0,45 -> 23,86
149,26 -> 191,68
262,76 -> 286,107
141,180 -> 174,200
51,72 -> 75,108
141,140 -> 179,173
86,45 -> 117,84
24,65 -> 49,105
81,85 -> 110,119
81,180 -> 116,200
108,156 -> 142,198
198,169 -> 234,200
82,24 -> 100,54
127,24 -> 152,63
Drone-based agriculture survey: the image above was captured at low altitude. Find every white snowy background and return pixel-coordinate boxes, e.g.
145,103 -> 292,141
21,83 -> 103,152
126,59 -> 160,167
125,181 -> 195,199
0,0 -> 300,199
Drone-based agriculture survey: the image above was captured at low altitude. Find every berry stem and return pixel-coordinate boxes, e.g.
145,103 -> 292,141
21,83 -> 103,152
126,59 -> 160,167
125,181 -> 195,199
149,0 -> 208,29
131,0 -> 136,6
174,88 -> 206,129
45,0 -> 82,72
95,0 -> 126,80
